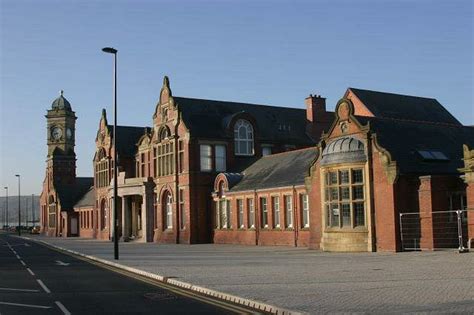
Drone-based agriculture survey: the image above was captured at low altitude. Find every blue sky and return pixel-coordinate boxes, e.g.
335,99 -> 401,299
1,0 -> 473,194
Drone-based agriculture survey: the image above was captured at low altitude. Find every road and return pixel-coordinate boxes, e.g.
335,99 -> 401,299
0,233 -> 251,314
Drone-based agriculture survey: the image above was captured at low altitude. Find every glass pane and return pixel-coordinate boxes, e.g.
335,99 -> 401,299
329,172 -> 338,185
352,169 -> 363,183
326,205 -> 330,227
341,203 -> 351,227
239,141 -> 246,154
339,170 -> 349,184
331,204 -> 340,227
353,185 -> 364,200
239,126 -> 246,139
330,187 -> 339,201
354,202 -> 365,226
340,187 -> 350,200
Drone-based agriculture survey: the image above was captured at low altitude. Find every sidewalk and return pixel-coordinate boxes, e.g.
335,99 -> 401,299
25,235 -> 474,314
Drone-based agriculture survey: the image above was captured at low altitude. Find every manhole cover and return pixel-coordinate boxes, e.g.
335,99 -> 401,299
144,292 -> 178,301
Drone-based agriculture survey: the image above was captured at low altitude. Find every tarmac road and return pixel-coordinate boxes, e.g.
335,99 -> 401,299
0,233 -> 250,314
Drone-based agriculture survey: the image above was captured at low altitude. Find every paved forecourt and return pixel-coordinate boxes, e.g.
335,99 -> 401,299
20,234 -> 474,314
0,233 -> 248,314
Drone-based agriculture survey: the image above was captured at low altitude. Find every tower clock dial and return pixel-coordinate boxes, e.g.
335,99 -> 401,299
51,127 -> 62,140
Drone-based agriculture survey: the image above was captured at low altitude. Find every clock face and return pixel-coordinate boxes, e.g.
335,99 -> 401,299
66,128 -> 72,139
51,127 -> 62,140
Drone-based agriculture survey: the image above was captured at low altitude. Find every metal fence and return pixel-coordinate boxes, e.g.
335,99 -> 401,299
399,210 -> 472,252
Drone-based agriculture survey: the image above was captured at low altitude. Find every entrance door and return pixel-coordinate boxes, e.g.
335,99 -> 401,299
70,217 -> 78,235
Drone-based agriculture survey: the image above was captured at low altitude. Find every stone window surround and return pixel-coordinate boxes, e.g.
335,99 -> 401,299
322,163 -> 367,231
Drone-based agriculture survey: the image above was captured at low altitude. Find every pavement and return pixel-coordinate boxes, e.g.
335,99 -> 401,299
0,233 -> 249,314
13,234 -> 474,314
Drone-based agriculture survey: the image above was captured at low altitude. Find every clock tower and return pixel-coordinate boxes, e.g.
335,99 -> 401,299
45,90 -> 77,184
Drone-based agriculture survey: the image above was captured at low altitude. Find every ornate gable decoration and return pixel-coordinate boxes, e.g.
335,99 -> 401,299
460,144 -> 474,183
154,76 -> 176,119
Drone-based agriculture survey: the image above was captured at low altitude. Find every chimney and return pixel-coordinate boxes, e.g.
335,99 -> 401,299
305,94 -> 326,122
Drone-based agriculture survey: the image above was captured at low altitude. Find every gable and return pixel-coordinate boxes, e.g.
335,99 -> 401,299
346,88 -> 461,126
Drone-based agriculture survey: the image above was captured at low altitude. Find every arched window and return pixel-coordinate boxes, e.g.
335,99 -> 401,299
234,119 -> 254,156
95,148 -> 109,188
100,199 -> 107,230
159,126 -> 170,142
163,191 -> 173,229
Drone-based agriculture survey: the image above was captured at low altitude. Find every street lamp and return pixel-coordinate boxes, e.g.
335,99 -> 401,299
15,175 -> 20,236
3,187 -> 7,229
32,194 -> 35,227
102,46 -> 119,260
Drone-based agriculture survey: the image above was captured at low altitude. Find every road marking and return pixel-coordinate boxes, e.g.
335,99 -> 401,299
0,287 -> 39,292
0,301 -> 51,309
19,260 -> 26,266
55,301 -> 71,315
26,268 -> 35,276
55,260 -> 70,266
15,254 -> 21,259
36,279 -> 51,293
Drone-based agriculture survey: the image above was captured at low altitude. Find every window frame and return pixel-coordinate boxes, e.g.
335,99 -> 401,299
272,196 -> 280,228
234,119 -> 254,156
200,144 -> 213,172
323,166 -> 367,230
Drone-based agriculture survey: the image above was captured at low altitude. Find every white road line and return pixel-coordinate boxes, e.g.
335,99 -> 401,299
26,268 -> 35,276
15,254 -> 20,259
36,279 -> 51,293
19,260 -> 26,266
0,301 -> 51,309
0,287 -> 40,292
55,301 -> 71,315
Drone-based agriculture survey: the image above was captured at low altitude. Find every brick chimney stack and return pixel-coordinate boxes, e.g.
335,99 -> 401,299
305,94 -> 326,123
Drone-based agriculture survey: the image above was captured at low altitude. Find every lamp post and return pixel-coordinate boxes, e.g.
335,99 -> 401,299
102,46 -> 119,260
3,187 -> 7,229
15,175 -> 20,236
32,194 -> 35,227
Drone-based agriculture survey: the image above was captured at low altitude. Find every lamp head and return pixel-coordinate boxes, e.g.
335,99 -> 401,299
102,47 -> 117,54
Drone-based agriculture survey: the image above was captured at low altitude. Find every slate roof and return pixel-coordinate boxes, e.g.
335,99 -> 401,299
361,116 -> 474,175
349,88 -> 461,126
229,148 -> 318,192
174,97 -> 315,145
73,186 -> 95,208
56,177 -> 94,210
107,126 -> 151,158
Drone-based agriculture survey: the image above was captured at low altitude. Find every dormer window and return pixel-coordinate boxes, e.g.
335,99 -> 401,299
234,119 -> 254,156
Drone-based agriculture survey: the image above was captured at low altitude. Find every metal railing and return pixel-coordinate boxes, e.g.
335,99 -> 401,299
399,209 -> 472,252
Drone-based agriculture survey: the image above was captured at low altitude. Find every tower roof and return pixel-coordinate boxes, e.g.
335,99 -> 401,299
51,90 -> 72,110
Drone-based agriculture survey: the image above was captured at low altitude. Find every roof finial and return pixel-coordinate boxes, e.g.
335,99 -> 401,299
60,90 -> 64,97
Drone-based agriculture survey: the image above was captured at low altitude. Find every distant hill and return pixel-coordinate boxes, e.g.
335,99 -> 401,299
0,195 -> 40,226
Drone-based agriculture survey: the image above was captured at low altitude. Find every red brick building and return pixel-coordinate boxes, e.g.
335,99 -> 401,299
40,79 -> 474,251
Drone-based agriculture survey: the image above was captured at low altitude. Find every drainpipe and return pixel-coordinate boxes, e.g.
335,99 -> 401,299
175,134 -> 180,244
254,190 -> 259,245
293,186 -> 298,247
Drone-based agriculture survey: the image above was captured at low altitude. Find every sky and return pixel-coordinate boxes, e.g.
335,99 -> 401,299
0,0 -> 473,195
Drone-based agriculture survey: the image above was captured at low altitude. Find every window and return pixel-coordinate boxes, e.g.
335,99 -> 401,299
262,146 -> 272,156
234,119 -> 254,156
215,145 -> 226,172
179,189 -> 185,230
272,196 -> 280,228
100,199 -> 107,230
248,199 -> 255,228
324,168 -> 365,228
156,141 -> 174,177
216,199 -> 231,229
164,192 -> 173,229
301,194 -> 309,228
260,197 -> 268,228
237,199 -> 244,228
95,149 -> 109,188
140,153 -> 145,177
178,140 -> 184,173
153,148 -> 157,176
200,145 -> 212,171
285,196 -> 293,228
